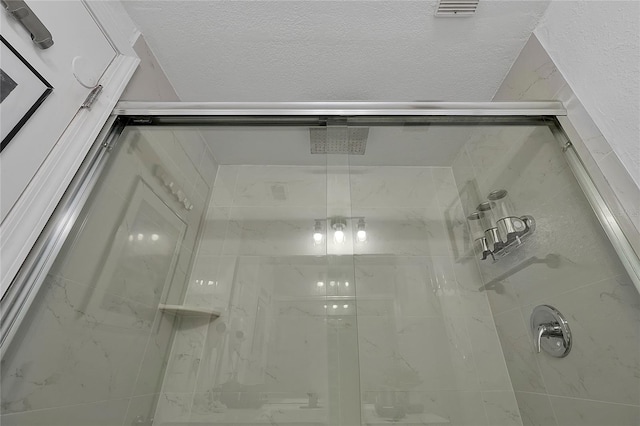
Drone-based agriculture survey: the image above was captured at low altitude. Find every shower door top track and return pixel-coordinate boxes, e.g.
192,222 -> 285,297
114,101 -> 567,117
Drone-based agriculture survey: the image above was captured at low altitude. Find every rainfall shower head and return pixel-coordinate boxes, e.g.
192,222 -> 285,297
309,127 -> 369,155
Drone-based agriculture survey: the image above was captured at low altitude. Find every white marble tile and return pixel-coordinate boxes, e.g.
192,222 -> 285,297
268,255 -> 354,301
278,300 -> 332,318
326,163 -> 352,215
189,171 -> 210,212
168,131 -> 204,190
196,207 -> 230,256
123,394 -> 158,426
0,398 -> 129,426
138,129 -> 199,194
360,258 -> 464,320
163,246 -> 193,306
351,207 -> 452,256
514,391 -> 557,426
210,165 -> 239,207
194,320 -> 229,395
433,167 -> 473,260
1,276 -> 153,414
482,391 -> 523,426
431,168 -> 458,208
189,396 -> 331,424
52,185 -> 129,287
328,315 -> 362,425
493,310 -> 547,394
598,151 -> 640,231
233,165 -> 327,207
463,126 -> 537,195
175,130 -> 206,178
154,392 -> 192,423
452,257 -> 492,317
565,108 -> 612,163
222,206 -> 327,256
428,257 -> 466,318
198,146 -> 219,184
133,314 -> 176,396
263,316 -> 329,394
354,256 -> 442,318
362,390 -> 489,426
466,126 -> 574,217
162,317 -> 209,393
184,255 -> 233,312
357,315 -> 479,392
348,166 -> 436,208
466,316 -> 513,391
559,116 -> 640,259
549,396 -> 640,426
451,148 -> 483,218
529,274 -> 640,406
483,278 -> 521,316
479,180 -> 629,311
493,36 -> 566,102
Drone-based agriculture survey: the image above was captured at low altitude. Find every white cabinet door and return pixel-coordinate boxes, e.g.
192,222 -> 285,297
0,0 -> 117,220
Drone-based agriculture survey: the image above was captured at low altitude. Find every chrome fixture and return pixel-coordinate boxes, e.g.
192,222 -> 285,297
2,0 -> 53,49
468,189 -> 535,261
309,126 -> 368,155
313,220 -> 324,245
467,211 -> 492,260
530,305 -> 572,358
331,217 -> 347,244
356,218 -> 367,243
313,217 -> 367,245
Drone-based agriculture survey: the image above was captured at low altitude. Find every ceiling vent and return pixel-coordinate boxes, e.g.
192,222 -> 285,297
435,0 -> 479,17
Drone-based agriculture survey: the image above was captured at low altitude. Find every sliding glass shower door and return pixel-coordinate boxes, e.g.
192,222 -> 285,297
2,108 -> 638,426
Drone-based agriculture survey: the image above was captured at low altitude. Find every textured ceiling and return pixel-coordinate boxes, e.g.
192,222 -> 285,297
122,0 -> 551,102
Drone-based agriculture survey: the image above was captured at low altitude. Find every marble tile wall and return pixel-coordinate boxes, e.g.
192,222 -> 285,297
160,163 -> 523,425
451,39 -> 640,424
494,34 -> 640,265
0,128 -> 216,426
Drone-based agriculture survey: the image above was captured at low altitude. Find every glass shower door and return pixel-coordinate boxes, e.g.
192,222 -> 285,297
2,110 -> 638,426
0,126 -> 210,425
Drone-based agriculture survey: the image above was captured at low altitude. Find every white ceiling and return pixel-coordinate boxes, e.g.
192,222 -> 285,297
122,0 -> 551,102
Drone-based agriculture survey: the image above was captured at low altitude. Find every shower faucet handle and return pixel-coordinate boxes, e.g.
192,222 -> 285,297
534,323 -> 563,353
530,305 -> 572,358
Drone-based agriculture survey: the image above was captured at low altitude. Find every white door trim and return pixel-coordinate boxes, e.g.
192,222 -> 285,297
0,53 -> 139,296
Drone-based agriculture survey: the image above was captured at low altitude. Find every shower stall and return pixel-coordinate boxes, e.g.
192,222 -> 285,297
1,102 -> 638,426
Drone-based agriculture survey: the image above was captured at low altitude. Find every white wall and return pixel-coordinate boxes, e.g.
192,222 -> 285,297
534,0 -> 640,186
0,1 -> 116,220
0,1 -> 140,294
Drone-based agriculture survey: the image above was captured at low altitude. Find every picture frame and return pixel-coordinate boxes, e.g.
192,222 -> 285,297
0,35 -> 53,152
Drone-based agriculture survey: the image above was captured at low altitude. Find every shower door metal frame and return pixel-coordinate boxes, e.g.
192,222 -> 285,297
114,101 -> 567,117
3,101 -> 640,353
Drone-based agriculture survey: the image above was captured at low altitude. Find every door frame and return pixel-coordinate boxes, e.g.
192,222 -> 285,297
3,101 -> 639,353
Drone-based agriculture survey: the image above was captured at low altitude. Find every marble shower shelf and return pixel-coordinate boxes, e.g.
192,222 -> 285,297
158,304 -> 221,318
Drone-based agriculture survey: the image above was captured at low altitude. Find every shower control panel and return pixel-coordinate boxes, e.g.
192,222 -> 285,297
530,305 -> 572,358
